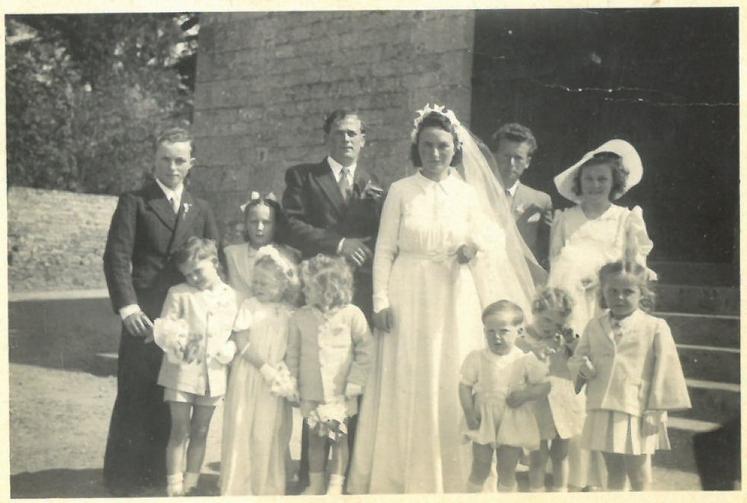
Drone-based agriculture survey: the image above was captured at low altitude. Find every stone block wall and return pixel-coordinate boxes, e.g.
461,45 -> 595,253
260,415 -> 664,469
191,10 -> 475,233
7,187 -> 117,292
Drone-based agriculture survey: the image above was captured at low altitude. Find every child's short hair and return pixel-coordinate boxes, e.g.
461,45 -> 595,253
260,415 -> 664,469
531,287 -> 574,318
482,300 -> 524,325
172,236 -> 219,268
598,260 -> 655,312
252,247 -> 301,305
156,126 -> 193,152
300,254 -> 354,312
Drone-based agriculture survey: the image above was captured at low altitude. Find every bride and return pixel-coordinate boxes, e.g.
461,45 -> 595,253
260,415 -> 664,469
347,104 -> 541,493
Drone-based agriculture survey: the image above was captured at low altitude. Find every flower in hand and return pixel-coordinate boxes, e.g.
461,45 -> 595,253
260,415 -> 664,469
456,244 -> 477,264
259,363 -> 280,384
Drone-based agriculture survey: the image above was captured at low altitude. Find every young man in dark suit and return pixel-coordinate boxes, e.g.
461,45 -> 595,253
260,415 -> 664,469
102,127 -> 219,496
491,123 -> 553,268
282,110 -> 382,493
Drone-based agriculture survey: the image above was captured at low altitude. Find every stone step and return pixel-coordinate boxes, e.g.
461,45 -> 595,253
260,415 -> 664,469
655,284 -> 739,316
649,261 -> 737,287
678,346 -> 740,384
671,379 -> 740,424
659,311 -> 739,348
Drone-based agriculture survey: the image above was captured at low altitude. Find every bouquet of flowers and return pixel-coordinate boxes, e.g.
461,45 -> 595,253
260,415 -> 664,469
153,318 -> 204,365
307,398 -> 348,441
361,179 -> 384,201
269,362 -> 299,401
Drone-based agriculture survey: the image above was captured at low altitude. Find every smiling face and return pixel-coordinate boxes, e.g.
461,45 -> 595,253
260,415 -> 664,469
602,273 -> 642,319
326,115 -> 366,167
154,140 -> 192,190
495,139 -> 533,188
417,126 -> 456,181
483,312 -> 523,355
244,203 -> 275,248
578,162 -> 614,204
179,258 -> 221,291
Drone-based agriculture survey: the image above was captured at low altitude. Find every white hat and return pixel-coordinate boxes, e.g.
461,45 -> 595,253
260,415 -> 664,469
554,139 -> 643,203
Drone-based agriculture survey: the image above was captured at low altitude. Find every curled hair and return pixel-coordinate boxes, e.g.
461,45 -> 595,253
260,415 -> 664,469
531,287 -> 574,318
482,299 -> 524,325
323,109 -> 366,135
490,123 -> 538,156
300,254 -> 354,312
242,197 -> 288,243
172,236 -> 223,279
252,253 -> 301,305
571,152 -> 628,199
156,126 -> 193,153
598,260 -> 655,312
410,112 -> 463,167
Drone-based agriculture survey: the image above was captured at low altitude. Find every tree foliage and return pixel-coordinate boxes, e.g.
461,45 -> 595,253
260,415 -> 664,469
6,14 -> 198,194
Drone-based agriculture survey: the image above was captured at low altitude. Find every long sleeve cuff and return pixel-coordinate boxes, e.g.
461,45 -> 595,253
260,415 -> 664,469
336,238 -> 345,255
119,304 -> 141,320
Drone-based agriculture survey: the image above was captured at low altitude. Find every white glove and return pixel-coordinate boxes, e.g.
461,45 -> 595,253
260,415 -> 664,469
214,341 -> 237,365
344,383 -> 363,398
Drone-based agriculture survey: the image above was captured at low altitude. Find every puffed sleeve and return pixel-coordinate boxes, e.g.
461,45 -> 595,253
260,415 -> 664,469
625,206 -> 654,265
284,313 -> 302,381
647,318 -> 692,411
460,350 -> 480,386
372,182 -> 402,312
548,208 -> 567,266
346,306 -> 374,387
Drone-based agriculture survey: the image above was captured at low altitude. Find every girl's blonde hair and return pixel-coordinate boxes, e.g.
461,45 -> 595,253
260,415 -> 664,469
300,254 -> 354,312
598,260 -> 655,312
252,247 -> 301,305
531,287 -> 574,317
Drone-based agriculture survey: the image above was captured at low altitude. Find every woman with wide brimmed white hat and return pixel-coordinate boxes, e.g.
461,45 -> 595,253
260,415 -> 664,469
547,139 -> 655,491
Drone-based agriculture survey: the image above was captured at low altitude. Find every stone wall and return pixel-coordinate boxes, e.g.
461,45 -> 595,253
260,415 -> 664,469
191,10 -> 475,233
7,187 -> 117,292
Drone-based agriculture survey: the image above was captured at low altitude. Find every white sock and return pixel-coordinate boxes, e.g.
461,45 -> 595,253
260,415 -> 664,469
466,479 -> 484,493
183,472 -> 200,492
166,473 -> 183,497
327,473 -> 345,495
303,472 -> 326,495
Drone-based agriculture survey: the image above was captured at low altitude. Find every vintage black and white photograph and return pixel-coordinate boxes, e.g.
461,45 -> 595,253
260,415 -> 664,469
4,4 -> 742,499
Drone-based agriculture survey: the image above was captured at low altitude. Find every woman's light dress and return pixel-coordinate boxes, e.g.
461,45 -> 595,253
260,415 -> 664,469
348,170 -> 530,494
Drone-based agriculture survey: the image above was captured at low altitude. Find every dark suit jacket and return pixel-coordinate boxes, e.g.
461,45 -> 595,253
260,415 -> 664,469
511,182 -> 553,268
103,181 -> 219,319
282,159 -> 382,318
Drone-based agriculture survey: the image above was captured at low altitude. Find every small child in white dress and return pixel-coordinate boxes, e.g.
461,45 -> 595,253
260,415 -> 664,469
459,300 -> 550,493
518,287 -> 585,492
151,237 -> 240,496
285,255 -> 373,495
220,246 -> 301,495
570,260 -> 691,491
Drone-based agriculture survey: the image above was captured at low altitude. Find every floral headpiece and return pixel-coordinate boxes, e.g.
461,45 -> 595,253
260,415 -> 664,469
410,103 -> 464,146
240,191 -> 278,212
255,245 -> 297,280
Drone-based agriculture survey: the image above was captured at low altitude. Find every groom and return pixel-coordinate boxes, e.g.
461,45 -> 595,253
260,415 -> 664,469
282,109 -> 383,492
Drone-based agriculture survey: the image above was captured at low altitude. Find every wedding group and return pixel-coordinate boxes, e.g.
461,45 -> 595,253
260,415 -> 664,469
100,104 -> 692,497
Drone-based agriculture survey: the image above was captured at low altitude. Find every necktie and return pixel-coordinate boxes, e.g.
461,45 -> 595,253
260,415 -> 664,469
170,197 -> 180,214
339,167 -> 353,202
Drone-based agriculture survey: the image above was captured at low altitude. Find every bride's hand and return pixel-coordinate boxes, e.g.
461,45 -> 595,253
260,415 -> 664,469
456,244 -> 477,264
373,308 -> 394,333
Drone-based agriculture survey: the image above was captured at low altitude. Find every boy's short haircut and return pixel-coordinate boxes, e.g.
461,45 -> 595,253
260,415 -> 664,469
156,127 -> 193,152
482,299 -> 524,325
171,236 -> 218,268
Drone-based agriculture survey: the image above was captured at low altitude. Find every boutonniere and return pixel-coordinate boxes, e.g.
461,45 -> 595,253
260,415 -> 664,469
361,180 -> 384,200
182,202 -> 191,215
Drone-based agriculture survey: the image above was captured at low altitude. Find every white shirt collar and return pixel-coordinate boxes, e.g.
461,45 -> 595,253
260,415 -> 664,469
506,180 -> 520,197
155,177 -> 184,204
327,156 -> 357,182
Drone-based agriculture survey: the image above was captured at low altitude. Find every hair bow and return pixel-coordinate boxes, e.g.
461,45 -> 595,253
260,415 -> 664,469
239,191 -> 277,212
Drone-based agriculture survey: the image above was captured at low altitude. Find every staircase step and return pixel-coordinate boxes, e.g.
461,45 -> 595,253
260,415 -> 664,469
649,261 -> 738,287
655,285 -> 739,316
672,379 -> 740,424
678,347 -> 739,384
659,312 -> 739,348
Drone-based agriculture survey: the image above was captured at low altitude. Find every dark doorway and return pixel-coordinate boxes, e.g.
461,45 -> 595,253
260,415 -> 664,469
471,8 -> 738,267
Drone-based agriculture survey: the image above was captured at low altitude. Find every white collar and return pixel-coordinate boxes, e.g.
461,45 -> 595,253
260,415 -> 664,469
414,169 -> 455,194
155,178 -> 184,203
506,180 -> 520,197
327,156 -> 357,181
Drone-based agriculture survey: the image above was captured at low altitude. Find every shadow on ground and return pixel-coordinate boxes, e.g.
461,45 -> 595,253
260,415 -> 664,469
11,468 -> 108,498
